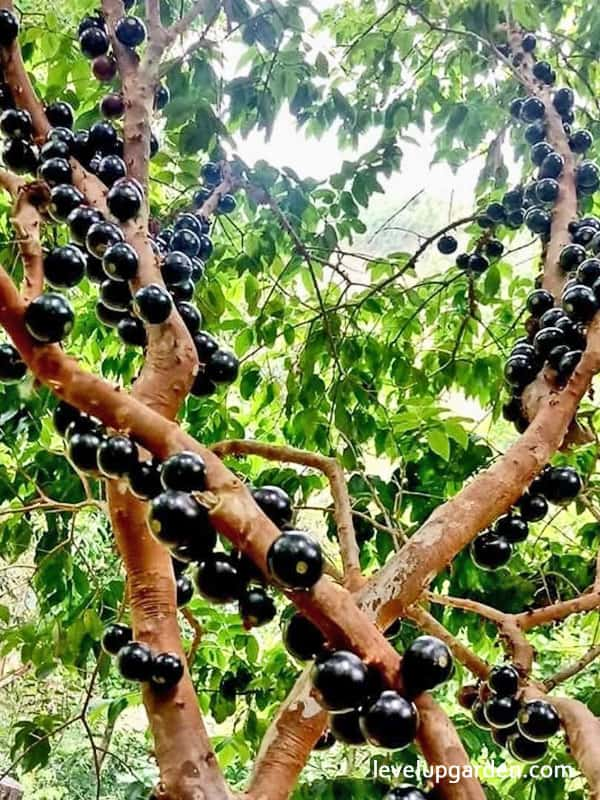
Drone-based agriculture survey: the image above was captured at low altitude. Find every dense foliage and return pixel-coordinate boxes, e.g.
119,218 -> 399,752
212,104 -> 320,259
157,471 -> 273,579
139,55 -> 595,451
1,1 -> 600,799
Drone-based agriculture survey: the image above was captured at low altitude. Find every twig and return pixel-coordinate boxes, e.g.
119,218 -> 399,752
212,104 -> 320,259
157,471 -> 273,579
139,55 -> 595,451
544,644 -> 600,691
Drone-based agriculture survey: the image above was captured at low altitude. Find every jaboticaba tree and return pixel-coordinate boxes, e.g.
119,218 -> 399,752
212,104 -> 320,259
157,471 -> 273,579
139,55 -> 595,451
0,4 -> 600,800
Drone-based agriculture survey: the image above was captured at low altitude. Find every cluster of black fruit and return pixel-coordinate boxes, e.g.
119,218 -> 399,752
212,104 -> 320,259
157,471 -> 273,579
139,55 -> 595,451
437,229 -> 504,276
460,664 -> 561,762
284,611 -> 453,751
102,621 -> 184,690
470,464 -> 581,570
79,3 -> 147,84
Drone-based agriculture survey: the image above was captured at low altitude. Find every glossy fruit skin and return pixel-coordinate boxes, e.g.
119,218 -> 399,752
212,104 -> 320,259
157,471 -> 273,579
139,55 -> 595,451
103,241 -> 138,281
559,244 -> 587,271
0,342 -> 26,382
176,575 -> 194,606
557,349 -> 582,383
217,194 -> 236,214
97,435 -> 138,478
539,152 -> 564,179
193,187 -> 211,208
506,209 -> 525,229
195,553 -> 242,603
67,431 -> 103,473
359,691 -> 419,749
521,32 -> 536,51
201,161 -> 222,186
576,161 -> 600,194
24,293 -> 74,343
173,213 -> 203,237
100,92 -> 125,118
108,179 -> 143,222
437,235 -> 457,254
562,284 -> 598,322
503,187 -> 523,210
162,251 -> 193,286
489,664 -> 520,696
509,98 -> 524,119
80,26 -> 110,58
314,730 -> 336,750
520,97 -> 545,123
102,623 -> 132,655
193,330 -> 219,362
517,700 -> 561,741
239,586 -> 276,628
547,344 -> 570,371
517,493 -> 548,522
401,636 -> 453,695
45,101 -> 74,129
283,612 -> 325,660
40,138 -> 71,161
507,733 -> 548,763
535,178 -> 559,204
154,84 -> 170,111
485,239 -> 504,259
0,108 -> 32,140
471,700 -> 492,729
492,722 -> 518,748
118,315 -> 147,347
170,280 -> 194,303
39,156 -> 72,186
525,206 -> 551,235
3,138 -> 38,174
176,301 -> 201,333
115,15 -> 147,47
252,485 -> 293,528
504,355 -> 537,389
93,54 -> 118,82
96,301 -> 126,327
149,490 -> 205,546
43,245 -> 86,289
89,120 -> 118,154
569,129 -> 593,154
457,684 -> 479,710
100,279 -> 132,311
48,184 -> 84,222
484,695 -> 520,728
128,459 -> 163,500
502,396 -> 522,423
53,401 -> 81,436
206,349 -> 239,384
170,228 -> 201,258
311,651 -> 369,713
97,154 -> 127,186
150,652 -> 183,690
553,87 -> 574,115
68,205 -> 103,244
532,61 -> 554,83
526,289 -> 554,318
533,326 -> 564,359
64,414 -> 104,442
160,451 -> 206,493
544,466 -> 582,504
467,253 -> 488,274
327,710 -> 364,745
555,316 -> 586,350
134,284 -> 172,324
267,530 -> 323,590
576,258 -> 600,286
86,221 -> 124,258
493,514 -> 529,543
0,9 -> 19,45
117,642 -> 153,682
471,531 -> 512,570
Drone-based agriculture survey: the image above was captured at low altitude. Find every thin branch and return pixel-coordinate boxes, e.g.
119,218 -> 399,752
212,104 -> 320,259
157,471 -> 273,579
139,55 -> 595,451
181,607 -> 203,666
544,645 -> 600,691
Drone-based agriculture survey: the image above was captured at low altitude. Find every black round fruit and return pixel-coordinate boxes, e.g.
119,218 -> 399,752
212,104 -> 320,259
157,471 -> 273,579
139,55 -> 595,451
108,179 -> 143,222
0,108 -> 32,140
517,700 -> 561,741
547,344 -> 570,370
100,279 -> 132,311
45,101 -> 74,129
401,636 -> 453,695
525,207 -> 551,235
471,700 -> 492,729
484,695 -> 520,729
521,32 -> 536,51
97,154 -> 127,186
67,431 -> 103,473
150,652 -> 183,691
193,330 -> 219,362
437,235 -> 458,256
485,238 -> 504,259
543,466 -> 582,504
467,253 -> 489,274
559,244 -> 587,271
43,245 -> 86,289
531,142 -> 553,167
206,349 -> 239,384
162,251 -> 193,286
117,642 -> 153,682
328,710 -> 365,745
562,284 -> 598,322
539,152 -> 564,180
102,623 -> 132,655
535,178 -> 559,204
97,435 -> 138,479
53,401 -> 81,436
40,138 -> 70,161
577,258 -> 600,286
115,15 -> 147,48
217,194 -> 236,214
68,205 -> 103,244
86,221 -> 124,258
533,61 -> 554,83
0,342 -> 26,382
576,161 -> 600,194
533,326 -> 564,359
64,414 -> 104,442
507,733 -> 548,763
149,489 -> 206,547
504,355 -> 537,388
200,161 -> 222,186
96,301 -> 126,327
553,87 -> 574,115
24,293 -> 74,343
39,156 -> 72,186
569,129 -> 593,154
239,586 -> 276,628
493,514 -> 529,544
3,138 -> 37,173
488,664 -> 520,697
517,493 -> 548,522
195,553 -> 242,604
160,451 -> 206,493
89,121 -> 118,155
134,284 -> 172,324
0,9 -> 19,45
103,242 -> 139,281
129,459 -> 163,500
154,83 -> 170,111
170,228 -> 201,258
359,691 -> 419,749
118,315 -> 147,347
48,184 -> 84,222
557,349 -> 582,383
283,612 -> 325,661
267,530 -> 323,590
520,97 -> 545,123
80,26 -> 110,58
176,301 -> 201,334
252,485 -> 293,528
526,289 -> 554,318
170,280 -> 194,302
471,531 -> 512,570
311,650 -> 369,713
176,574 -> 194,607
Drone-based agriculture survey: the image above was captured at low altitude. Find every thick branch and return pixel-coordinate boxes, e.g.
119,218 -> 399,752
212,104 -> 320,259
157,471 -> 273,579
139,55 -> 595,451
212,439 -> 362,589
